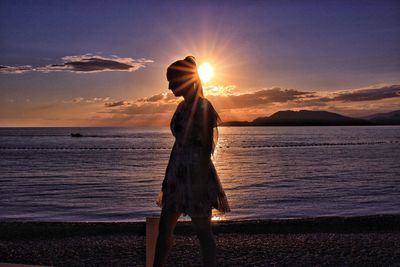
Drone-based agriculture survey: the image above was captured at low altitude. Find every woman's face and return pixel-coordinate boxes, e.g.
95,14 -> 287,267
168,78 -> 192,97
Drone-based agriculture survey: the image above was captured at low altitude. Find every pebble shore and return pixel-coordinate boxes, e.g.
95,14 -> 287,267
1,215 -> 399,267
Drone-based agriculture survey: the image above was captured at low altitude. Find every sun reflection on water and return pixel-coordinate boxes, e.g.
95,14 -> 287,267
211,209 -> 227,221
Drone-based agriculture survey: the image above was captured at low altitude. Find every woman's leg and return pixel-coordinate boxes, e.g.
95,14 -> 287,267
153,206 -> 181,267
191,215 -> 217,267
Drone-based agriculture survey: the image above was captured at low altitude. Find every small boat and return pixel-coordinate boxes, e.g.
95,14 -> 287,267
70,133 -> 83,137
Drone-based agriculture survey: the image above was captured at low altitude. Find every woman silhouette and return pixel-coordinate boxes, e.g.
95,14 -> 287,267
153,56 -> 231,267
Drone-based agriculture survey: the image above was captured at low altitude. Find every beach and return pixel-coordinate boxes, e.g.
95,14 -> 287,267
2,1 -> 400,266
1,215 -> 399,266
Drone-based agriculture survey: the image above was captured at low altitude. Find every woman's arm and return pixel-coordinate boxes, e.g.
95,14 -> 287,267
161,142 -> 176,192
192,99 -> 215,160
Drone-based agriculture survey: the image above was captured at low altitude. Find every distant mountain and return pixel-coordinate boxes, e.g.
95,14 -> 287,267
221,110 -> 374,126
363,110 -> 400,125
253,110 -> 369,126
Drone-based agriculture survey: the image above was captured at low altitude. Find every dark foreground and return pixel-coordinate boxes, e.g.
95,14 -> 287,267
1,215 -> 399,267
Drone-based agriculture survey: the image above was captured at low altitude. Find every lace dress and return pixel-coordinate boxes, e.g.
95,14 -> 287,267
161,96 -> 231,218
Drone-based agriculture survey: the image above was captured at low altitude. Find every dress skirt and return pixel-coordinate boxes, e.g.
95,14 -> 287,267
162,143 -> 231,218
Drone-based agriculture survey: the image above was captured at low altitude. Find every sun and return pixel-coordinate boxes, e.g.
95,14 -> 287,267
198,62 -> 214,83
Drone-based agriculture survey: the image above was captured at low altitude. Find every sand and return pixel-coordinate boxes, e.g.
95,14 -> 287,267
1,215 -> 399,266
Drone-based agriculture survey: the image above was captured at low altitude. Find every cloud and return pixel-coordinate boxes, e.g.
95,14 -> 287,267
97,84 -> 400,125
4,82 -> 399,126
289,97 -> 330,108
285,85 -> 400,107
104,94 -> 177,114
102,91 -> 180,119
0,54 -> 153,74
97,87 -> 314,125
38,54 -> 153,73
62,96 -> 111,104
0,65 -> 34,74
146,94 -> 164,102
85,97 -> 111,103
330,85 -> 400,102
104,100 -> 130,107
104,102 -> 177,115
207,87 -> 314,110
136,92 -> 178,104
73,97 -> 84,103
203,85 -> 236,96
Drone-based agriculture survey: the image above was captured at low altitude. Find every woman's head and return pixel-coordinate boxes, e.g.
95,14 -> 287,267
167,56 -> 204,98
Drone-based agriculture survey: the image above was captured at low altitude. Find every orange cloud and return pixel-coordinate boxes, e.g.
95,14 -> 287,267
97,84 -> 400,125
2,84 -> 398,126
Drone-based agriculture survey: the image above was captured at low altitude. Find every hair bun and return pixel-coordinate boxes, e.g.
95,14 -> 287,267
184,56 -> 196,65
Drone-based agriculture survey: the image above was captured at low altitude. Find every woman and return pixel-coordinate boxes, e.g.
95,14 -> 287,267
153,56 -> 231,267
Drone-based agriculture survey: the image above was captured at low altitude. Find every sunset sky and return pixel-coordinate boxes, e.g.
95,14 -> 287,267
1,0 -> 399,127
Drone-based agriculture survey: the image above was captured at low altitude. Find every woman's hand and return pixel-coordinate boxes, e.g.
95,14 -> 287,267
156,191 -> 163,208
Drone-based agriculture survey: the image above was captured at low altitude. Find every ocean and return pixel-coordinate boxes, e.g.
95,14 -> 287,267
0,126 -> 399,222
